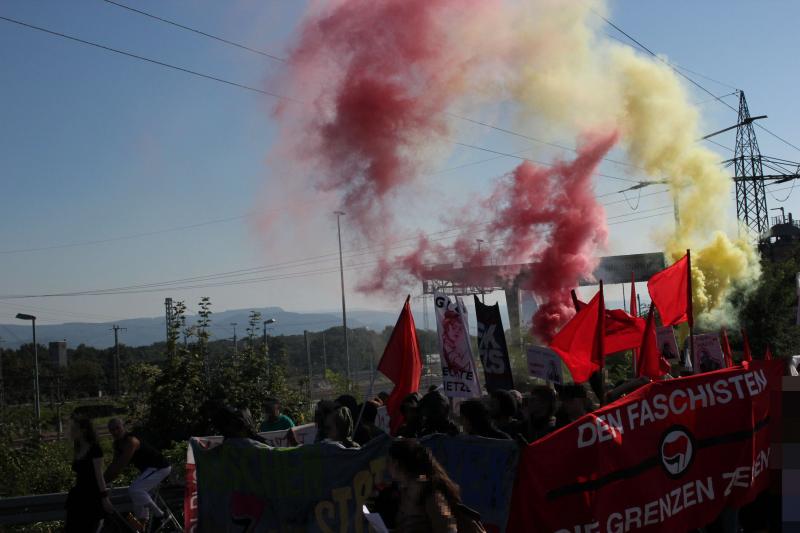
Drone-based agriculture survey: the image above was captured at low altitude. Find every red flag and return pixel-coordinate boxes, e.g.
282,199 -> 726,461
720,328 -> 733,368
571,292 -> 645,355
377,296 -> 422,434
551,282 -> 605,383
647,253 -> 691,327
636,305 -> 671,379
741,329 -> 753,363
764,345 -> 773,361
630,272 -> 639,371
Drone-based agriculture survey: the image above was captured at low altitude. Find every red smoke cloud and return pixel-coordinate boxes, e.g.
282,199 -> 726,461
362,132 -> 617,341
276,0 -> 485,239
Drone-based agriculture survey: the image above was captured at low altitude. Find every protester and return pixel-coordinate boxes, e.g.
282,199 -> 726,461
211,405 -> 269,444
396,392 -> 423,438
355,400 -> 387,445
523,385 -> 558,443
459,399 -> 511,440
418,391 -> 459,437
335,394 -> 370,444
259,397 -> 295,432
388,439 -> 485,532
323,406 -> 360,448
104,418 -> 172,530
555,384 -> 592,428
313,400 -> 338,442
508,389 -> 524,419
489,389 -> 523,438
377,391 -> 390,405
605,376 -> 650,403
65,416 -> 112,533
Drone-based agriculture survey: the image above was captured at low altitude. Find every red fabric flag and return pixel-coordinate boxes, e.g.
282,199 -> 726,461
551,282 -> 605,383
764,345 -> 773,361
630,272 -> 638,318
572,292 -> 645,355
636,304 -> 671,379
647,253 -> 691,327
377,296 -> 422,434
720,328 -> 733,368
741,329 -> 753,363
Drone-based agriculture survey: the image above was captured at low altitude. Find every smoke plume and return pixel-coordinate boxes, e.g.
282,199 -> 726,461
272,0 -> 760,336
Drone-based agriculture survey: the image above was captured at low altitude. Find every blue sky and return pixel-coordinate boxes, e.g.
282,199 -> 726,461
1,0 -> 799,327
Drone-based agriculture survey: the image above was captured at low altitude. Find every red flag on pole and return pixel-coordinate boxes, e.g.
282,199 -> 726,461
647,253 -> 691,327
377,296 -> 422,434
764,345 -> 773,361
630,272 -> 638,319
571,292 -> 644,355
551,282 -> 605,383
741,329 -> 753,363
720,328 -> 734,368
636,304 -> 672,379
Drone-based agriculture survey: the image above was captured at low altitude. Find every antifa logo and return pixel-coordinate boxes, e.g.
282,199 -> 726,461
659,426 -> 695,478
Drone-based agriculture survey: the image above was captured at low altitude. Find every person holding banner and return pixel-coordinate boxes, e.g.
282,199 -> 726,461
322,406 -> 359,449
459,399 -> 511,440
388,439 -> 485,532
522,386 -> 558,443
418,391 -> 459,437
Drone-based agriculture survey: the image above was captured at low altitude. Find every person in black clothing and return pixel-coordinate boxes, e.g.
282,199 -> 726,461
65,416 -> 112,533
105,418 -> 171,529
418,391 -> 459,437
396,392 -> 423,438
489,389 -> 524,439
354,400 -> 387,445
523,386 -> 558,443
555,384 -> 592,428
313,400 -> 338,443
459,399 -> 510,440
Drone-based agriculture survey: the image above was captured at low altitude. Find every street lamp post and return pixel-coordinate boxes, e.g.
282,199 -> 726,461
16,313 -> 40,422
334,211 -> 351,387
262,318 -> 276,360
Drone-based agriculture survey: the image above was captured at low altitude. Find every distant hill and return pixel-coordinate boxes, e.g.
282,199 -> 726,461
0,307 -> 402,349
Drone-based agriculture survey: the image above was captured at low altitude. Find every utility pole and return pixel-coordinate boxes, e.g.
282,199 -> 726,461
335,211 -> 351,387
322,331 -> 327,377
476,239 -> 486,303
304,330 -> 312,397
111,325 -> 126,396
0,336 -> 4,407
231,323 -> 238,357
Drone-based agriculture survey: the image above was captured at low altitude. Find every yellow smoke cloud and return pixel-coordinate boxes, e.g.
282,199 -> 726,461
501,0 -> 760,325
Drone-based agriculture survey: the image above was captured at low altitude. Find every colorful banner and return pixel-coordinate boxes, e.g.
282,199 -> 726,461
474,296 -> 515,392
693,333 -> 726,373
656,326 -> 679,362
189,433 -> 518,532
526,345 -> 564,385
434,292 -> 481,398
508,362 -> 783,532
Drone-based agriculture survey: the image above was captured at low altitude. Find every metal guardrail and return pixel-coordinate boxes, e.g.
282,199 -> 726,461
0,484 -> 184,526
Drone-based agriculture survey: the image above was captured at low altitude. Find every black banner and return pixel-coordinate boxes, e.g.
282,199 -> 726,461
474,296 -> 515,392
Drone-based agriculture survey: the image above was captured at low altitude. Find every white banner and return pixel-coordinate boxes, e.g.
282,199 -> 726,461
693,333 -> 726,373
433,292 -> 481,398
791,355 -> 800,377
526,345 -> 563,385
375,405 -> 390,433
656,326 -> 680,362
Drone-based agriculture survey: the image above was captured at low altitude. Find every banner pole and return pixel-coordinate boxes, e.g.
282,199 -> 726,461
687,249 -> 696,372
353,359 -> 377,437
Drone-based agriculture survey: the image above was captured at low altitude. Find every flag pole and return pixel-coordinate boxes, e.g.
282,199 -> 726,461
686,249 -> 695,372
598,280 -> 606,405
354,294 -> 410,435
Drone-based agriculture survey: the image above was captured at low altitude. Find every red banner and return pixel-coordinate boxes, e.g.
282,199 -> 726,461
508,362 -> 782,532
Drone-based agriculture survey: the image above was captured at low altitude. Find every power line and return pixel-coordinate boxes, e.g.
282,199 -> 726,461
0,15 -> 298,103
597,12 -> 800,156
102,0 -> 286,63
1,14 -> 651,188
453,142 -> 642,184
